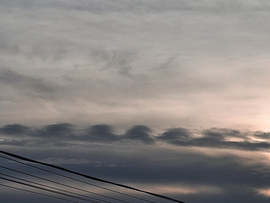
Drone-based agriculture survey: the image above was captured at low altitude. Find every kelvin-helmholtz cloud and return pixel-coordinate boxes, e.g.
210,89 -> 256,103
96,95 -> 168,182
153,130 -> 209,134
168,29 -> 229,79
2,1 -> 270,203
2,123 -> 270,203
1,123 -> 270,152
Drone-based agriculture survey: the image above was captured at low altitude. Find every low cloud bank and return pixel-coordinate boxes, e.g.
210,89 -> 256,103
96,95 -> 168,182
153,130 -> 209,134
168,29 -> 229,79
1,123 -> 270,151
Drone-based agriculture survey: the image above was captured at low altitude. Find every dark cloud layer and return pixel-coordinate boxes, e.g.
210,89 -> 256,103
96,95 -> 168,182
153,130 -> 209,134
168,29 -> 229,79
32,123 -> 75,139
2,129 -> 270,203
158,128 -> 191,142
2,123 -> 270,203
122,125 -> 155,144
159,128 -> 270,152
0,124 -> 30,135
84,124 -> 119,142
1,123 -> 270,152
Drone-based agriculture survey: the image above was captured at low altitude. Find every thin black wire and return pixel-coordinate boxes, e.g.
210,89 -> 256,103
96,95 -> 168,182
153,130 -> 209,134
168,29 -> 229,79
0,176 -> 99,203
0,183 -> 79,203
0,172 -> 108,203
0,165 -> 127,203
0,155 -> 153,203
0,150 -> 186,203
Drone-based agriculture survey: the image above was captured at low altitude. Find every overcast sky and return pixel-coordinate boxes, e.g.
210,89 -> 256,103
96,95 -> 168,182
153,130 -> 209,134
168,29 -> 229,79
1,0 -> 270,202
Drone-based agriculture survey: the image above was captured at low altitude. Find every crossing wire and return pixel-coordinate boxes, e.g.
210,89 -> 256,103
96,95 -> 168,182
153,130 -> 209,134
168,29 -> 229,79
0,172 -> 109,203
0,155 -> 155,203
0,183 -> 79,203
0,165 -> 128,203
0,150 -> 186,203
0,176 -> 98,203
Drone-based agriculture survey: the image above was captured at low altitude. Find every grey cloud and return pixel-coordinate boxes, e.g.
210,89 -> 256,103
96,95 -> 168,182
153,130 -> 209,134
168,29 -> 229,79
22,143 -> 270,202
253,131 -> 270,140
2,125 -> 270,203
2,147 -> 270,203
0,33 -> 64,63
0,124 -> 30,135
2,0 -> 267,13
160,129 -> 270,151
158,127 -> 270,152
183,185 -> 263,203
0,69 -> 57,99
99,153 -> 268,187
0,139 -> 38,147
90,48 -> 136,77
122,125 -> 155,144
0,42 -> 20,56
42,123 -> 74,135
202,128 -> 242,141
158,128 -> 191,142
29,40 -> 68,61
2,1 -> 270,202
1,0 -> 269,109
83,124 -> 119,142
2,123 -> 270,152
32,123 -> 75,139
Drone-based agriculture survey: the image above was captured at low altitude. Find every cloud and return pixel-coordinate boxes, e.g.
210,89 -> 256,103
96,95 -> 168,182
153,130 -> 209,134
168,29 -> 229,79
2,0 -> 266,13
32,123 -> 76,139
157,128 -> 192,143
2,123 -> 270,203
83,124 -> 119,142
2,1 -> 270,202
203,128 -> 242,140
40,157 -> 91,165
0,42 -> 20,56
253,131 -> 270,140
0,69 -> 57,99
158,127 -> 270,151
122,125 -> 155,144
1,0 -> 270,130
1,123 -> 270,152
0,124 -> 30,135
90,48 -> 137,77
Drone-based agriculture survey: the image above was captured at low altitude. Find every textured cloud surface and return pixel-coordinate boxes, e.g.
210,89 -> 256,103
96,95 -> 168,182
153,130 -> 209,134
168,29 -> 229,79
1,0 -> 270,129
2,123 -> 270,152
1,1 -> 270,202
2,123 -> 270,202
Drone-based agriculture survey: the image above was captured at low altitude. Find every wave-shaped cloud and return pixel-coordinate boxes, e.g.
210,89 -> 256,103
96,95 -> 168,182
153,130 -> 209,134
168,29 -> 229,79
1,123 -> 270,152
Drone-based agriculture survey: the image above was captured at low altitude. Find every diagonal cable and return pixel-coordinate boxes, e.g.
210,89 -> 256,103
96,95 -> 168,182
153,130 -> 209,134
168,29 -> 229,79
0,150 -> 186,203
0,165 -> 127,203
0,172 -> 108,203
0,176 -> 99,203
0,183 -> 79,203
0,155 -> 153,203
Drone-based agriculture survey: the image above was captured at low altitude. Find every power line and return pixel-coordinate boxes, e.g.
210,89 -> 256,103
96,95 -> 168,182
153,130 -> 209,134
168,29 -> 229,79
0,172 -> 108,203
0,150 -> 186,203
0,176 -> 98,203
0,155 -> 151,203
0,183 -> 79,203
0,165 -> 127,203
0,155 -> 154,203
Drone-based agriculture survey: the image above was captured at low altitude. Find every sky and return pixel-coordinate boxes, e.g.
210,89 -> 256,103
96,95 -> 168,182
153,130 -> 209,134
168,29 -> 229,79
1,0 -> 270,202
